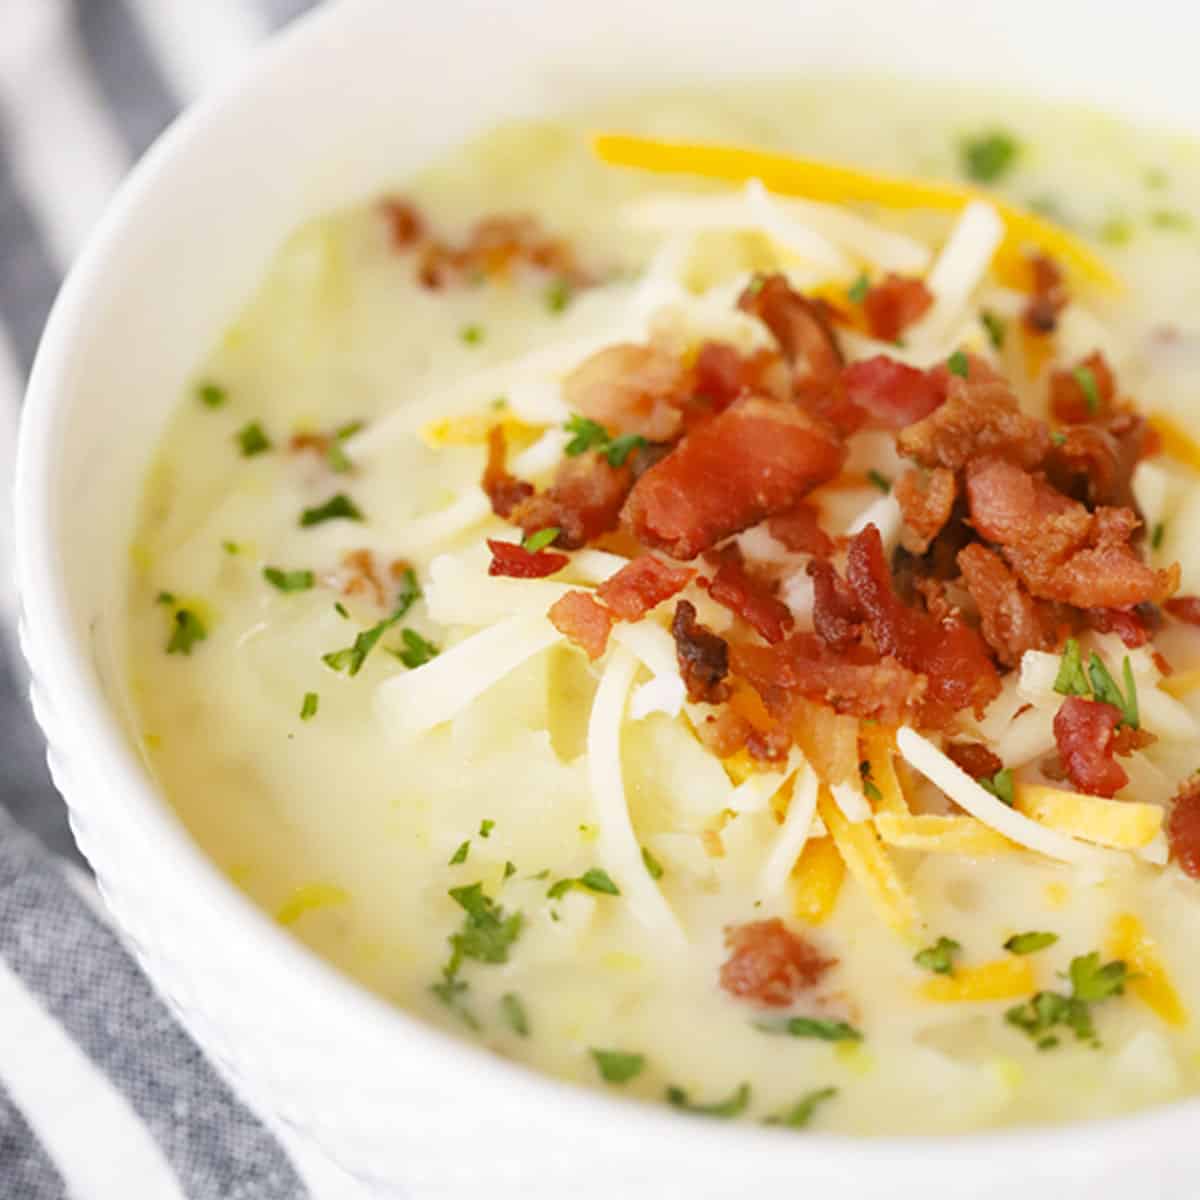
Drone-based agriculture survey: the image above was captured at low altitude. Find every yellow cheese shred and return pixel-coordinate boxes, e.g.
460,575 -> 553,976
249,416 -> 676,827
818,787 -> 920,941
874,812 -> 1018,856
1160,668 -> 1200,700
592,133 -> 1119,292
861,725 -> 907,816
420,411 -> 533,448
919,958 -> 1036,1004
1014,785 -> 1163,850
790,836 -> 845,925
275,882 -> 349,927
1150,412 -> 1200,475
1106,913 -> 1188,1028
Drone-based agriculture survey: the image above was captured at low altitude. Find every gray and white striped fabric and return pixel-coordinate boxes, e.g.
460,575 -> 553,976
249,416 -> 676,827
0,2 -> 378,1195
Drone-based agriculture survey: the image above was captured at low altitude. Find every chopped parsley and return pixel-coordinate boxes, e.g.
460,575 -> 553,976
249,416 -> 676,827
547,868 -> 621,900
196,381 -> 227,409
641,846 -> 664,880
1053,638 -> 1090,698
590,1048 -> 645,1084
300,692 -> 319,721
479,819 -> 494,839
326,421 -> 363,474
765,1086 -> 838,1130
395,628 -> 439,669
501,992 -> 530,1037
754,1016 -> 862,1043
744,274 -> 766,298
1099,216 -> 1134,247
522,526 -> 560,553
1005,951 -> 1128,1049
156,590 -> 176,606
1072,365 -> 1101,414
604,433 -> 648,468
236,421 -> 271,457
981,309 -> 1007,350
503,860 -> 517,880
1152,521 -> 1166,550
545,278 -> 572,314
979,767 -> 1015,807
961,129 -> 1019,183
166,608 -> 207,655
445,882 -> 523,966
300,492 -> 364,526
323,574 -> 421,677
1150,209 -> 1193,231
946,349 -> 969,378
914,936 -> 961,977
222,540 -> 240,555
562,414 -> 647,467
859,760 -> 883,804
430,974 -> 478,1029
666,1082 -> 751,1119
847,272 -> 870,305
263,566 -> 315,593
1087,652 -> 1139,729
460,323 -> 485,345
449,841 -> 470,866
1050,430 -> 1067,446
334,602 -> 349,618
1005,931 -> 1059,955
866,469 -> 891,494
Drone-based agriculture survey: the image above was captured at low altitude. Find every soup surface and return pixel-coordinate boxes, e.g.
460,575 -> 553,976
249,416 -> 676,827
126,80 -> 1200,1134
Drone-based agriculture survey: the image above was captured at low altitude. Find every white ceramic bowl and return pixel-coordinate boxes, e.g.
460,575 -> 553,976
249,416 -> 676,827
15,1 -> 1200,1196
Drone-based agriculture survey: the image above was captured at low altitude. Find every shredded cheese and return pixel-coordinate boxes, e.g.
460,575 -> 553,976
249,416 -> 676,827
1014,785 -> 1164,850
790,836 -> 845,925
1107,913 -> 1188,1028
918,958 -> 1036,1004
425,554 -> 577,626
613,621 -> 687,721
759,762 -> 819,897
729,748 -> 805,814
861,726 -> 907,816
420,411 -> 532,448
874,812 -> 1018,856
1151,412 -> 1200,475
275,882 -> 349,926
1160,669 -> 1200,699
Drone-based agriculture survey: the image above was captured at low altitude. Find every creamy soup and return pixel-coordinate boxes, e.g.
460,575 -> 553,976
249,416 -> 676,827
126,80 -> 1200,1135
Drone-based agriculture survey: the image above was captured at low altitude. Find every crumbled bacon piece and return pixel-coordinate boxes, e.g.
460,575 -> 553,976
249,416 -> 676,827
807,558 -> 862,652
767,502 -> 834,557
897,375 -> 1049,471
704,546 -> 794,644
694,707 -> 753,758
1112,725 -> 1156,756
337,549 -> 388,607
418,213 -> 585,290
562,343 -> 691,442
1165,596 -> 1200,626
693,341 -> 744,410
379,197 -> 424,247
1049,351 -> 1116,424
482,426 -> 534,519
746,726 -> 793,763
595,555 -> 694,621
671,599 -> 730,704
1167,775 -> 1200,879
1045,419 -> 1147,510
548,591 -> 613,659
862,274 -> 934,342
513,452 -> 632,549
487,539 -> 568,579
895,467 -> 957,555
623,396 -> 845,560
1023,254 -> 1069,335
842,357 -> 945,431
946,741 -> 1004,781
1086,607 -> 1151,648
289,431 -> 333,456
1052,696 -> 1128,798
719,918 -> 835,1007
738,274 -> 844,397
957,542 -> 1056,667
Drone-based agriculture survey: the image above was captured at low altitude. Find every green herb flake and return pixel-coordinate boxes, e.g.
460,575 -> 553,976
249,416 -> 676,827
449,840 -> 470,866
755,1016 -> 863,1043
1005,951 -> 1128,1048
666,1082 -> 751,1119
1087,652 -> 1139,729
1150,209 -> 1193,232
522,527 -> 561,553
395,627 -> 440,669
300,492 -> 364,527
166,608 -> 207,656
961,129 -> 1019,183
604,433 -> 647,468
1053,638 -> 1090,698
263,566 -> 315,593
503,860 -> 517,880
1152,522 -> 1166,551
545,278 -> 572,314
946,349 -> 969,379
222,540 -> 240,555
1005,931 -> 1059,955
1050,431 -> 1067,446
334,602 -> 349,619
563,414 -> 610,457
579,867 -> 620,895
642,846 -> 664,880
323,578 -> 421,677
430,975 -> 479,1030
196,381 -> 227,409
1070,951 -> 1130,1003
1099,216 -> 1133,247
744,274 -> 766,298
979,767 -> 1015,807
446,882 -> 523,966
1072,365 -> 1101,415
765,1086 -> 838,1130
479,819 -> 495,839
236,421 -> 272,457
866,469 -> 891,494
914,936 -> 962,976
300,692 -> 319,721
501,992 -> 530,1037
460,323 -> 485,345
847,273 -> 870,305
981,310 -> 1007,350
156,590 -> 176,606
590,1048 -> 645,1084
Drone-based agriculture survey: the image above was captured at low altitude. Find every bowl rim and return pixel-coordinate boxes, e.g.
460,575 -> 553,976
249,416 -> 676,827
13,0 -> 1200,1170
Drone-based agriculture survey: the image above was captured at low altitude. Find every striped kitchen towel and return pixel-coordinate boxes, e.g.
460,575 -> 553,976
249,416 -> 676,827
0,2 -> 380,1195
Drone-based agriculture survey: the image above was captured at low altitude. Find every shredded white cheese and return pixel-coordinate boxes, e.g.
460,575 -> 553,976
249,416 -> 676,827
614,621 -> 687,721
424,554 -> 576,626
759,762 -> 819,898
728,748 -> 805,814
832,781 -> 872,823
847,493 -> 903,555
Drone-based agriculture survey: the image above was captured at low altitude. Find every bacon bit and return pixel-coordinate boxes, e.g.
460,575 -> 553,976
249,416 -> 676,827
671,599 -> 731,704
957,542 -> 1056,667
842,356 -> 945,431
746,725 -> 793,763
1087,607 -> 1151,648
562,343 -> 691,442
595,555 -> 694,621
289,431 -> 334,456
486,538 -> 569,579
513,451 -> 632,549
1049,351 -> 1116,424
623,396 -> 845,560
897,375 -> 1050,471
807,558 -> 862,652
704,546 -> 794,644
691,341 -> 791,417
966,456 -> 1179,609
946,741 -> 1004,781
1153,650 -> 1174,677
379,197 -> 424,248
767,502 -> 834,557
719,918 -> 836,1007
738,274 -> 844,397
862,274 -> 934,342
895,467 -> 957,555
1023,254 -> 1069,335
418,213 -> 586,290
1112,725 -> 1156,757
1165,596 -> 1200,626
338,549 -> 388,607
1052,696 -> 1128,798
1167,775 -> 1200,879
548,591 -> 613,660
482,426 -> 535,519
695,707 -> 754,758
1045,416 -> 1149,510
847,524 -> 1000,718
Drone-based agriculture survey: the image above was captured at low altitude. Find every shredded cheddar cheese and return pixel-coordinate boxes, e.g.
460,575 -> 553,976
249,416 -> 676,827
1014,785 -> 1163,850
1160,668 -> 1200,700
275,882 -> 349,926
1107,913 -> 1188,1028
874,812 -> 1018,856
790,836 -> 846,925
919,958 -> 1036,1004
861,726 -> 908,816
1151,412 -> 1200,475
420,411 -> 533,448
